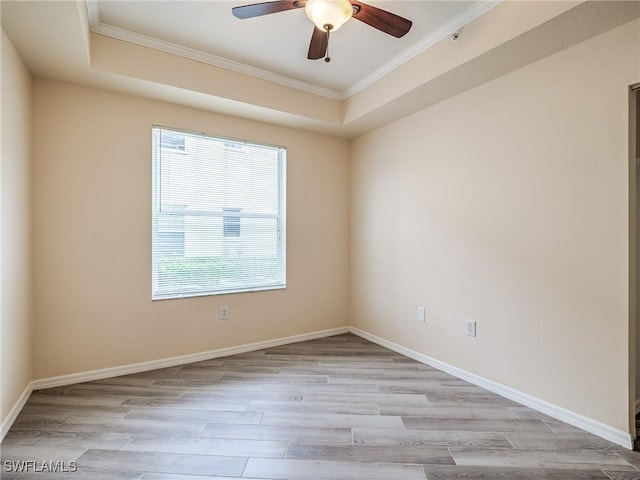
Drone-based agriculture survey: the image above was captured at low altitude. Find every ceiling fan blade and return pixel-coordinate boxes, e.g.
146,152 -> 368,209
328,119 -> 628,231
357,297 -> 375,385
308,27 -> 327,60
351,1 -> 412,38
232,1 -> 304,19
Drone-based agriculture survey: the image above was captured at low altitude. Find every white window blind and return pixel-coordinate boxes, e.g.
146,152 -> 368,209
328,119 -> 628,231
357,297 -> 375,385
152,126 -> 286,300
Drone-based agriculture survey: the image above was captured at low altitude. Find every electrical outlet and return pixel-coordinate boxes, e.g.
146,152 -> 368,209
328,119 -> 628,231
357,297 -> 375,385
417,307 -> 426,322
220,306 -> 230,320
465,319 -> 476,337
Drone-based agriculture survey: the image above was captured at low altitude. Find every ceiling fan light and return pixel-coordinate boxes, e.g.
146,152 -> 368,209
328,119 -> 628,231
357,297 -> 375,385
305,0 -> 353,32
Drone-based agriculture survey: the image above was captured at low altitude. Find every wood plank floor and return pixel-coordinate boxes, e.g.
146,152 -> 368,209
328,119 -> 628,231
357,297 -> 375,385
2,333 -> 640,479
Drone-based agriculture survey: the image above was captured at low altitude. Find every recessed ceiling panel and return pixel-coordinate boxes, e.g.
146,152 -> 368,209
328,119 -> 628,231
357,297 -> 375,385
95,1 -> 477,93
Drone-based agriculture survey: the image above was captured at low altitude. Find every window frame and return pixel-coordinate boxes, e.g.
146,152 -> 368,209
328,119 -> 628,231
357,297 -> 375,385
151,126 -> 287,300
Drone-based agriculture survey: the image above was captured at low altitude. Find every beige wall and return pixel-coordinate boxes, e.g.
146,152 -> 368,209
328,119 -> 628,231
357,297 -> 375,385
1,30 -> 33,423
350,20 -> 640,433
31,80 -> 349,379
6,7 -> 640,441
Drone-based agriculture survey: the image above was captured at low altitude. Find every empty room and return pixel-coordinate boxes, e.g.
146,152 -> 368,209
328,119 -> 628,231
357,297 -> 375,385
3,0 -> 640,478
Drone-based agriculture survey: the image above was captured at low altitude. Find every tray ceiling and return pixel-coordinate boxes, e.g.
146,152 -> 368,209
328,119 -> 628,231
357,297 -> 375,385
88,1 -> 490,98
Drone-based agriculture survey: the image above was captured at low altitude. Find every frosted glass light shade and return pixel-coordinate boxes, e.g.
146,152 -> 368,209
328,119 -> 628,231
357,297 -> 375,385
305,0 -> 353,32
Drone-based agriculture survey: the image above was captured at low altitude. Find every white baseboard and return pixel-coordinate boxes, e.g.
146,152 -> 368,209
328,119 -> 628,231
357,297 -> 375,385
3,324 -> 634,451
32,326 -> 350,391
1,381 -> 34,441
349,327 -> 635,450
1,327 -> 347,439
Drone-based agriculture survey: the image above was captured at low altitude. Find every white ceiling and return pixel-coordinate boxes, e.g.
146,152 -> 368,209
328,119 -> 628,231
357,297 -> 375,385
4,1 -> 640,138
88,0 -> 483,97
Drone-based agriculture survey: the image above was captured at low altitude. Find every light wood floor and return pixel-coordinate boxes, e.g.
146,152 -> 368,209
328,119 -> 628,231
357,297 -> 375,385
2,333 -> 640,479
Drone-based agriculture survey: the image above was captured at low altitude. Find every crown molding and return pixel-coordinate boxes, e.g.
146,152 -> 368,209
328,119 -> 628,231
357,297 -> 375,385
85,0 -> 100,27
85,1 -> 343,100
85,1 -> 500,101
343,0 -> 501,98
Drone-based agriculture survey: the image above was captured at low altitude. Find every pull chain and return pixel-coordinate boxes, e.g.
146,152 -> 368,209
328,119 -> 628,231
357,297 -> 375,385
324,28 -> 331,63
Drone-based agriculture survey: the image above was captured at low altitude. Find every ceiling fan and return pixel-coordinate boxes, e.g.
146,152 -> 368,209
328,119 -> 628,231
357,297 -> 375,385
232,0 -> 412,62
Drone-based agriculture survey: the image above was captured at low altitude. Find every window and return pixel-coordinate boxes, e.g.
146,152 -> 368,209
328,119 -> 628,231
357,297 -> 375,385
223,208 -> 241,238
157,204 -> 186,256
152,126 -> 286,299
160,131 -> 186,151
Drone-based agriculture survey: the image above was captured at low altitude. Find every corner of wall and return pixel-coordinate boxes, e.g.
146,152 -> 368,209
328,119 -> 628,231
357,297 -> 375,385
1,27 -> 35,436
